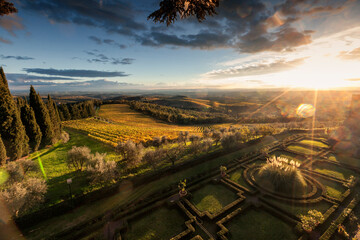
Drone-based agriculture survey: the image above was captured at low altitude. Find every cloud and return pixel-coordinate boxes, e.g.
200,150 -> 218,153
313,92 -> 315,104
8,78 -> 140,91
23,68 -> 130,78
0,37 -> 11,44
20,0 -> 352,53
203,57 -> 306,80
0,55 -> 34,60
85,50 -> 135,65
0,15 -> 24,36
88,36 -> 126,49
21,0 -> 146,36
346,78 -> 360,81
136,0 -> 348,52
338,47 -> 360,60
137,31 -> 231,49
6,73 -> 78,83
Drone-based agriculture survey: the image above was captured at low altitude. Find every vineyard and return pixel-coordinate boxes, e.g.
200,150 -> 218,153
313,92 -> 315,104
62,104 -> 197,146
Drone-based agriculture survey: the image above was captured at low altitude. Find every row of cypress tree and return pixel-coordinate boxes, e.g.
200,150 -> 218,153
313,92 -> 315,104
0,68 -> 62,164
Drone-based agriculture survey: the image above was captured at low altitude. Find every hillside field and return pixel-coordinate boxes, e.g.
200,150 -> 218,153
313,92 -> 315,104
63,104 -> 198,146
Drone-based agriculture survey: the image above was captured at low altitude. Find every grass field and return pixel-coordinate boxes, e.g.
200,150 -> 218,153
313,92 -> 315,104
287,145 -> 319,155
63,104 -> 197,146
191,184 -> 237,214
317,177 -> 347,200
299,139 -> 329,148
328,154 -> 360,168
313,161 -> 356,181
25,135 -> 285,240
28,128 -> 117,205
125,207 -> 186,240
266,198 -> 333,217
230,169 -> 253,189
226,209 -> 297,240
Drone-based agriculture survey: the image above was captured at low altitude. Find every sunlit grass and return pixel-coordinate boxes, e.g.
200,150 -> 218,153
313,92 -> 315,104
299,139 -> 329,148
125,207 -> 185,240
192,184 -> 237,214
287,145 -> 318,155
313,162 -> 356,180
227,209 -> 297,240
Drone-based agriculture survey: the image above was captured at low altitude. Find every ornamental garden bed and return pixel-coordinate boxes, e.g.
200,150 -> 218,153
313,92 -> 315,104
327,153 -> 360,169
189,183 -> 240,216
316,177 -> 348,201
264,198 -> 334,218
298,139 -> 329,149
312,160 -> 358,181
123,206 -> 189,240
228,168 -> 253,191
271,150 -> 307,162
286,144 -> 320,156
224,208 -> 298,240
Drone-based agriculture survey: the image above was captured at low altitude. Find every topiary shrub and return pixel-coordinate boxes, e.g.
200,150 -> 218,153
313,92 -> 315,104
257,156 -> 306,194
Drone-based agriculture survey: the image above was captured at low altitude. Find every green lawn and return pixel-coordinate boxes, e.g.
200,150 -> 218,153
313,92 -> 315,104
226,209 -> 297,240
317,177 -> 347,200
313,161 -> 356,181
125,207 -> 186,240
299,139 -> 329,148
266,198 -> 332,217
229,169 -> 252,190
29,128 -> 117,205
191,184 -> 237,214
287,145 -> 318,155
24,133 -> 289,239
328,154 -> 360,169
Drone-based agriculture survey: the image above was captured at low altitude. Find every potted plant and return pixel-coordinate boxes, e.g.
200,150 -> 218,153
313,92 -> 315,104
220,166 -> 227,178
178,179 -> 187,197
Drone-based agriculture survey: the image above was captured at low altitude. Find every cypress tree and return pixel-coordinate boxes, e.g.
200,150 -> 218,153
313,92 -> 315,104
47,94 -> 61,139
20,104 -> 42,151
0,68 -> 29,160
59,104 -> 71,121
0,134 -> 7,165
29,86 -> 54,147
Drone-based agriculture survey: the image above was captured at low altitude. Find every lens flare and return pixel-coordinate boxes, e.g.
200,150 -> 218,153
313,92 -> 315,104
296,104 -> 315,118
37,154 -> 48,181
0,169 -> 9,186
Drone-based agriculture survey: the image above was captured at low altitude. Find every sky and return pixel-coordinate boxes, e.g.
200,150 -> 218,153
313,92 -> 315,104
1,0 -> 360,92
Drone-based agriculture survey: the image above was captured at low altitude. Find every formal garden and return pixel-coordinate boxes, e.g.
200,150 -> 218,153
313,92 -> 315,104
74,134 -> 360,240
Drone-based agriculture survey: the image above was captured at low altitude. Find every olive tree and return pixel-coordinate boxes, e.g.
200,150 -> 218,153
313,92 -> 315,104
1,177 -> 47,217
67,146 -> 92,171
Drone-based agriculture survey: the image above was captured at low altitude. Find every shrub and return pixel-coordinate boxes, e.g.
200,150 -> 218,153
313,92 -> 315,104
143,148 -> 165,170
17,158 -> 37,175
257,156 -> 306,194
87,153 -> 117,184
165,145 -> 185,165
60,131 -> 70,143
67,146 -> 92,171
5,161 -> 23,182
211,131 -> 222,145
177,131 -> 189,145
116,140 -> 144,168
189,135 -> 200,143
1,177 -> 47,217
300,210 -> 324,232
202,138 -> 214,152
220,133 -> 237,150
